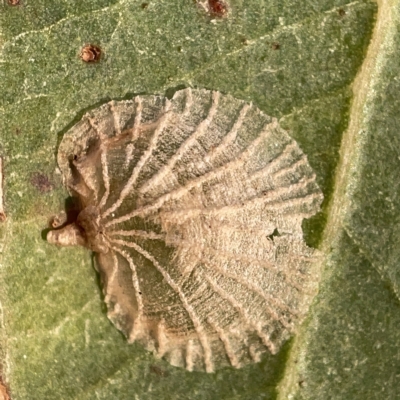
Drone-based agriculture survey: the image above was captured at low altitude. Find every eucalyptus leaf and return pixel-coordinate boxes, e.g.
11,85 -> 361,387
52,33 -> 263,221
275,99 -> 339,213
2,0 -> 396,399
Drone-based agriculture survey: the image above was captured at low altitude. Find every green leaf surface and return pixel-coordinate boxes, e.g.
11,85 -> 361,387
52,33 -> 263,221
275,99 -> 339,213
3,0 -> 398,398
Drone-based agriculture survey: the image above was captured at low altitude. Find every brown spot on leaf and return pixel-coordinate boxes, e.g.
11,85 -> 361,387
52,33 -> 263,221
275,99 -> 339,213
208,0 -> 228,18
30,172 -> 53,193
271,42 -> 280,50
7,0 -> 21,6
338,8 -> 346,17
141,2 -> 149,9
298,379 -> 307,388
80,44 -> 102,63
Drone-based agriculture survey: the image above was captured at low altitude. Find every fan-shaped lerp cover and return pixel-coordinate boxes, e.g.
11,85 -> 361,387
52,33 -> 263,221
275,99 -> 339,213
47,88 -> 323,372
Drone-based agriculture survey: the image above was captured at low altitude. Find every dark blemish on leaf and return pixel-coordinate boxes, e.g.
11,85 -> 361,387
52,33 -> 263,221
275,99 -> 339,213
62,197 -> 81,226
80,44 -> 102,63
30,172 -> 54,193
208,0 -> 228,18
14,127 -> 21,135
7,0 -> 21,6
240,37 -> 249,46
141,2 -> 149,9
271,42 -> 280,50
150,365 -> 169,377
338,8 -> 346,17
298,380 -> 306,388
177,46 -> 182,52
267,228 -> 281,241
164,84 -> 187,99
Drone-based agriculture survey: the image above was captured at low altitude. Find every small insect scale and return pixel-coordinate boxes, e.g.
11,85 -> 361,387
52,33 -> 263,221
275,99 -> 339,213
47,88 -> 323,372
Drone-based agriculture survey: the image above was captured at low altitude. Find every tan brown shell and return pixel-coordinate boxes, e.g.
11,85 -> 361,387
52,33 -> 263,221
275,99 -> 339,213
47,88 -> 323,372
